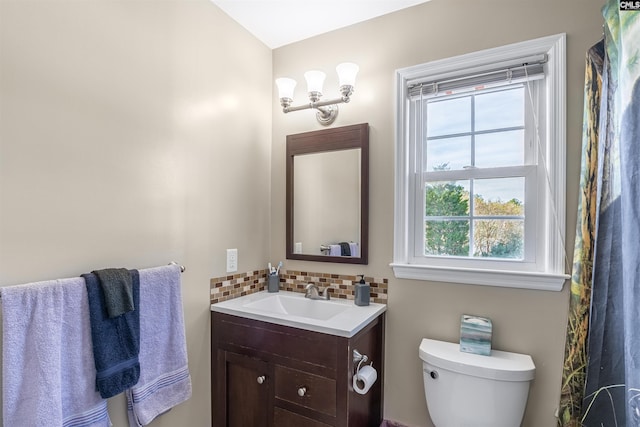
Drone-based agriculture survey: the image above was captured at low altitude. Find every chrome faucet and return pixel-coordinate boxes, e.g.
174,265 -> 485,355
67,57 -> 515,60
305,283 -> 330,300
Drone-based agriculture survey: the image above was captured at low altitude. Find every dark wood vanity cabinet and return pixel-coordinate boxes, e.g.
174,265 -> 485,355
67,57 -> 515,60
211,311 -> 385,427
224,351 -> 270,427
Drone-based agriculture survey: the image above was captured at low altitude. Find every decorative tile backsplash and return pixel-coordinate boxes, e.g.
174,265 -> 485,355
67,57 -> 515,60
210,268 -> 388,305
210,269 -> 268,304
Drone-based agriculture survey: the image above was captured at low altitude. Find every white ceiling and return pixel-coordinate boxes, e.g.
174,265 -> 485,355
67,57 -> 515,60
210,0 -> 433,49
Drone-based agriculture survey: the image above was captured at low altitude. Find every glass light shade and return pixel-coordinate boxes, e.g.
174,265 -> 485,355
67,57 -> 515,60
336,62 -> 359,87
304,70 -> 326,94
275,77 -> 297,100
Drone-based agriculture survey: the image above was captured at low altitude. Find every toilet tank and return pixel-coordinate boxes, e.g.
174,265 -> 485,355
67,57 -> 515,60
419,338 -> 535,427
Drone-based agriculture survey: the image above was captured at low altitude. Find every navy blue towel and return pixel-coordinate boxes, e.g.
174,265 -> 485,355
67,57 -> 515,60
340,242 -> 351,256
83,270 -> 140,399
93,268 -> 134,318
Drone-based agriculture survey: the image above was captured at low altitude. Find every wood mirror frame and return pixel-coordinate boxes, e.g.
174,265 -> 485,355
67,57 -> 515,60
286,123 -> 369,264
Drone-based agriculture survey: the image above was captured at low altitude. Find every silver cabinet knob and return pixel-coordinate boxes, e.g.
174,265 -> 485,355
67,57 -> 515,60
297,387 -> 307,397
257,375 -> 266,384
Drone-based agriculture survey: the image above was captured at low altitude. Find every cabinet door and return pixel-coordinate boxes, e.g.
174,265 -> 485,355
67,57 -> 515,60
225,352 -> 270,427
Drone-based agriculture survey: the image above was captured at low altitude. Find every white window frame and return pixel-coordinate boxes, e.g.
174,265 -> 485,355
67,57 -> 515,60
392,34 -> 569,291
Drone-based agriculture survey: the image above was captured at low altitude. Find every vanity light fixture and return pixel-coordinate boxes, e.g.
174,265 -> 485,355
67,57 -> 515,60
275,62 -> 359,126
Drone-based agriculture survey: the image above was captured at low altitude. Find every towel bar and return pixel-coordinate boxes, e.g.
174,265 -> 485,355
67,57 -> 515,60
169,261 -> 186,273
0,262 -> 186,299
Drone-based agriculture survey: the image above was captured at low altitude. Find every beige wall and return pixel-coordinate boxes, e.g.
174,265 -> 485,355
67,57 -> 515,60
271,1 -> 604,426
0,0 -> 606,425
0,1 -> 271,425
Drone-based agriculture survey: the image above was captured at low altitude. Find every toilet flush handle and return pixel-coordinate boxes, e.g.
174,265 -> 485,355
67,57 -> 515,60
429,370 -> 438,380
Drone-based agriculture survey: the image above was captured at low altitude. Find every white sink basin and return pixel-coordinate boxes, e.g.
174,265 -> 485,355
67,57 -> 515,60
211,290 -> 386,337
243,293 -> 351,320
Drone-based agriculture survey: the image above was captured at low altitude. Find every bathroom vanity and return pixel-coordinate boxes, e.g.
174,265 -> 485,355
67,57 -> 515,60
210,291 -> 386,427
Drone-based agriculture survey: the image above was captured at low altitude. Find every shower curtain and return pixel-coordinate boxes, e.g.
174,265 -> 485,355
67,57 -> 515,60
559,1 -> 640,426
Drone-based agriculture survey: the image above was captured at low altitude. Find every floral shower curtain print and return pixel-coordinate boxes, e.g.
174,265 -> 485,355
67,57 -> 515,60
559,1 -> 640,426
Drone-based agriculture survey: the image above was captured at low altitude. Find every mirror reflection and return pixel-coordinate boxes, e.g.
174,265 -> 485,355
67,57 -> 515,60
293,149 -> 361,257
286,123 -> 368,264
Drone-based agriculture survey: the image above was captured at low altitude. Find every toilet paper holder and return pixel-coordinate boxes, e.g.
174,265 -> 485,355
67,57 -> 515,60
353,349 -> 372,373
353,349 -> 368,364
352,349 -> 377,395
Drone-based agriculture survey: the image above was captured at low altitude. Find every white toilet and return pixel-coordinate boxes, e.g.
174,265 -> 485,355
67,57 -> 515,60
419,338 -> 535,427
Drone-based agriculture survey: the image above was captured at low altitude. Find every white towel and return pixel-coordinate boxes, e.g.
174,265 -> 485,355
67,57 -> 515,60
126,264 -> 192,426
1,278 -> 110,427
329,244 -> 341,256
349,242 -> 359,257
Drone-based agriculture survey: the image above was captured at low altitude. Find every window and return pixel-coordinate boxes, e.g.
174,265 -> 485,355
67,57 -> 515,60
392,34 -> 569,291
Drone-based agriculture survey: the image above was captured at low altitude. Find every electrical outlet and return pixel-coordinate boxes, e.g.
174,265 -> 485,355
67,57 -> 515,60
226,248 -> 238,273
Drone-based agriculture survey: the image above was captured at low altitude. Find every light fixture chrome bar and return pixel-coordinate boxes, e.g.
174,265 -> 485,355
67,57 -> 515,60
276,63 -> 358,126
281,93 -> 350,111
280,93 -> 352,125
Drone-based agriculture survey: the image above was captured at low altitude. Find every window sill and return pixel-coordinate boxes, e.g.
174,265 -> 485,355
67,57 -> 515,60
390,263 -> 568,291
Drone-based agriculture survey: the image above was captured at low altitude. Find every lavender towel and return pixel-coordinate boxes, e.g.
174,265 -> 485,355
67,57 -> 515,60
126,264 -> 192,426
1,278 -> 110,427
349,242 -> 359,257
329,244 -> 341,256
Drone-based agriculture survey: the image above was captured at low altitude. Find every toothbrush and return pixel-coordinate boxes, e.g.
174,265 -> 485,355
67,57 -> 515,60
275,261 -> 282,275
268,262 -> 273,275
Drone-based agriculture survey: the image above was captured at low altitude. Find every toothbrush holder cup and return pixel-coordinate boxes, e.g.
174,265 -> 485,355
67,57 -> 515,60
267,274 -> 280,293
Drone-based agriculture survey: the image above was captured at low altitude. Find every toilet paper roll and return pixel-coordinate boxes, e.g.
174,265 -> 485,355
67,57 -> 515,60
353,365 -> 377,395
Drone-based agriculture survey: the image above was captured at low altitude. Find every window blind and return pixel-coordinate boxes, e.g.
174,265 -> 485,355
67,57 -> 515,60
408,54 -> 547,98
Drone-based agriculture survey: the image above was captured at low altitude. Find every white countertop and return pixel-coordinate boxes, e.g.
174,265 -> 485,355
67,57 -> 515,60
210,290 -> 386,337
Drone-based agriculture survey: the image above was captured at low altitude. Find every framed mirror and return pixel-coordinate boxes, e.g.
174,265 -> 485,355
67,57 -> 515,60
286,123 -> 369,264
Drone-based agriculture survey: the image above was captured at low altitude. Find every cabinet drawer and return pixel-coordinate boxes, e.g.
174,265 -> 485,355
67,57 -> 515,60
274,365 -> 336,417
274,407 -> 332,427
214,313 -> 338,369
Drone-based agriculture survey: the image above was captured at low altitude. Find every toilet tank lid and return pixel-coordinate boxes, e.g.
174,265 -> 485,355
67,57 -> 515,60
419,338 -> 535,382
